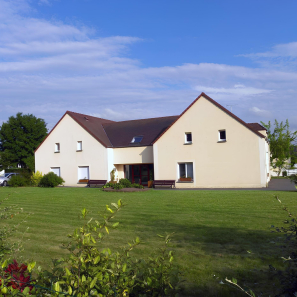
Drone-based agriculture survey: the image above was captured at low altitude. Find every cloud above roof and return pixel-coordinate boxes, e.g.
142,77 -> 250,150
0,0 -> 297,133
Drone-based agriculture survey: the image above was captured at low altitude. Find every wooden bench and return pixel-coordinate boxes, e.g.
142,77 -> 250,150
87,180 -> 107,187
153,180 -> 175,188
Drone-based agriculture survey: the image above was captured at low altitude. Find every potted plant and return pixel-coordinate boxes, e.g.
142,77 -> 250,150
179,175 -> 192,182
148,172 -> 154,188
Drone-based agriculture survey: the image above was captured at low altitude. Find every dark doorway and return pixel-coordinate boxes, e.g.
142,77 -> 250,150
124,164 -> 154,186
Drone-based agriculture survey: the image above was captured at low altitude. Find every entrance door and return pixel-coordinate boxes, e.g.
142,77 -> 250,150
125,164 -> 153,186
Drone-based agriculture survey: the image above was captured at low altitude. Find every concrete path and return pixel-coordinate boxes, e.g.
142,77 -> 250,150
154,178 -> 296,191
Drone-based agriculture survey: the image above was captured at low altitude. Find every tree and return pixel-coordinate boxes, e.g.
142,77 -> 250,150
261,119 -> 297,176
0,113 -> 47,172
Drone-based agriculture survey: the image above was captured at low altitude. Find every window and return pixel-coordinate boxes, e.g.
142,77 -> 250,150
218,130 -> 226,142
185,132 -> 192,144
50,167 -> 60,176
78,166 -> 89,181
77,141 -> 82,151
178,163 -> 193,181
131,136 -> 143,143
55,143 -> 60,152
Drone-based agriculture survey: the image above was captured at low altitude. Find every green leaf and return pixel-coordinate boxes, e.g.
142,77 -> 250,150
54,281 -> 60,292
112,222 -> 119,228
122,263 -> 127,272
82,274 -> 86,282
27,261 -> 36,272
1,259 -> 8,269
232,278 -> 237,284
105,226 -> 109,234
68,286 -> 73,295
22,287 -> 30,295
90,277 -> 97,289
94,255 -> 101,264
135,237 -> 140,244
65,267 -> 71,276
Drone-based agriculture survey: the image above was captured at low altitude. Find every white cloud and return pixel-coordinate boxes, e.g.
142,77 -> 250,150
0,0 -> 297,131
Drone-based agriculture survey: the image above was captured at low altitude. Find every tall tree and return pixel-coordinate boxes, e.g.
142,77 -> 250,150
0,113 -> 47,172
261,119 -> 297,176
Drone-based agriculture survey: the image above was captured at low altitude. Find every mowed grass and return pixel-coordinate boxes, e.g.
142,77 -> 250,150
0,187 -> 296,296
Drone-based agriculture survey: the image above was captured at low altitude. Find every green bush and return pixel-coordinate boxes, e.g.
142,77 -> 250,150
39,172 -> 64,188
112,183 -> 124,190
119,178 -> 131,188
31,171 -> 43,186
131,183 -> 144,189
8,175 -> 29,187
282,170 -> 288,177
0,201 -> 180,296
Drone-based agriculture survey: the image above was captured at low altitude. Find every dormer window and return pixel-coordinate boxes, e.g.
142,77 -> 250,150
55,143 -> 60,153
131,136 -> 143,143
185,132 -> 192,144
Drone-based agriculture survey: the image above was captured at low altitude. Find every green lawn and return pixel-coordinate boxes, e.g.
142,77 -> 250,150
0,187 -> 296,296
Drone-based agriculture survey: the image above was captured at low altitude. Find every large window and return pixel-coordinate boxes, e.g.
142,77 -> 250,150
78,166 -> 89,181
50,167 -> 60,176
178,163 -> 193,180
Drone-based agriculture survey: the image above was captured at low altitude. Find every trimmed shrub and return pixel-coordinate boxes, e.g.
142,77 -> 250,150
132,183 -> 144,189
8,175 -> 29,187
119,178 -> 132,188
112,183 -> 124,190
31,171 -> 43,186
282,170 -> 288,177
39,172 -> 64,188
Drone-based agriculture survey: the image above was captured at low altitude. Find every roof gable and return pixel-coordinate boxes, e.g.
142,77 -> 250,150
153,92 -> 265,144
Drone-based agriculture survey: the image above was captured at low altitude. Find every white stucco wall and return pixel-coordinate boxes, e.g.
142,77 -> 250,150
35,114 -> 109,186
154,96 -> 269,188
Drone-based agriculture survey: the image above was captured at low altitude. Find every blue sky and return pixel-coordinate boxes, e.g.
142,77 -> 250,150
1,0 -> 297,131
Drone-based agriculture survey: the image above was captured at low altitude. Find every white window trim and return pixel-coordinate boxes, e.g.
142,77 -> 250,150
177,161 -> 195,181
50,167 -> 60,177
77,141 -> 82,151
54,143 -> 60,153
218,130 -> 226,142
184,132 -> 192,144
78,166 -> 90,182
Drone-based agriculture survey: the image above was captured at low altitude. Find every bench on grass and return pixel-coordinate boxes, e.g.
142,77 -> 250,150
153,180 -> 176,188
87,180 -> 107,187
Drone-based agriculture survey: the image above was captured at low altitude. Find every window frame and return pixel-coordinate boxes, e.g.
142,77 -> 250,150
50,167 -> 60,177
54,143 -> 60,153
184,132 -> 192,144
177,162 -> 194,181
77,141 -> 82,151
218,130 -> 226,142
131,135 -> 143,144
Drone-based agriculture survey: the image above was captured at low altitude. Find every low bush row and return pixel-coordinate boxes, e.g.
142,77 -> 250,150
8,171 -> 64,188
102,178 -> 144,190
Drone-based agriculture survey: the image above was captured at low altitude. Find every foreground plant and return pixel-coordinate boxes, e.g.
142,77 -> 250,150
0,200 -> 180,296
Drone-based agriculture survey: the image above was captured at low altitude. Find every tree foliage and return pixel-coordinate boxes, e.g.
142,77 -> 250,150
0,113 -> 47,171
261,119 -> 297,176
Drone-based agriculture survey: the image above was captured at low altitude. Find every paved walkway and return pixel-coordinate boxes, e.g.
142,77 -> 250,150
155,178 -> 296,191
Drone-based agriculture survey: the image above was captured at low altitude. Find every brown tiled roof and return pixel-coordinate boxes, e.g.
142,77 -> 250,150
103,116 -> 179,148
247,123 -> 267,131
152,92 -> 266,143
35,92 -> 266,152
67,111 -> 114,147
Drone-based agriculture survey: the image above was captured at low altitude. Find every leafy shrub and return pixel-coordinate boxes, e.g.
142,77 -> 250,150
289,174 -> 297,184
132,183 -> 144,189
0,201 -> 180,296
30,171 -> 43,186
282,170 -> 288,177
102,182 -> 115,189
8,175 -> 29,187
119,178 -> 131,188
113,183 -> 124,190
39,172 -> 64,188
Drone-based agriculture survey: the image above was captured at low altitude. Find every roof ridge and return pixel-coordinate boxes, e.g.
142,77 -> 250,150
110,115 -> 179,124
101,123 -> 114,148
66,110 -> 116,122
